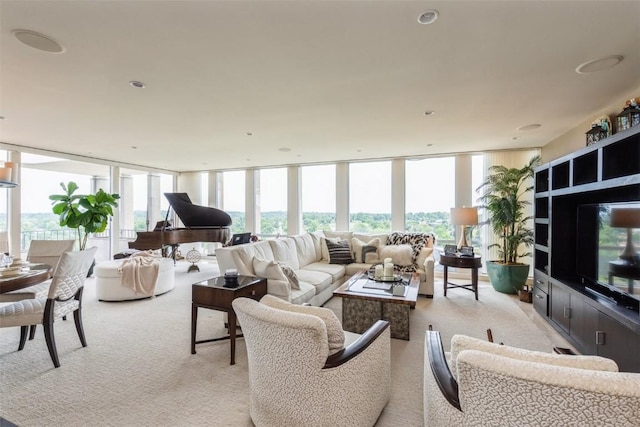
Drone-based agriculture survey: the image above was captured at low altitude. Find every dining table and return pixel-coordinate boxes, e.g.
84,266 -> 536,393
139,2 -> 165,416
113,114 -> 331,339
0,263 -> 53,294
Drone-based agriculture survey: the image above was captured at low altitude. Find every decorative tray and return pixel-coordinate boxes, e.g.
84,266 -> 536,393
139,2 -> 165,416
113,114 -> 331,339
367,273 -> 403,283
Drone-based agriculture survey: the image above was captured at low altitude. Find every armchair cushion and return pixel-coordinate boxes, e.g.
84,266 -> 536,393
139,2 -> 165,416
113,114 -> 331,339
450,334 -> 618,378
260,294 -> 345,354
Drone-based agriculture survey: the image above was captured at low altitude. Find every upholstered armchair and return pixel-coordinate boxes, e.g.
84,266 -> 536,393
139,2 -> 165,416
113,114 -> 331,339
424,331 -> 640,427
232,295 -> 391,427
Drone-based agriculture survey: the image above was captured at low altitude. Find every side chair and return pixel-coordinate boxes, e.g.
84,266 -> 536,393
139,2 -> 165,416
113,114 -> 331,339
0,239 -> 75,303
0,247 -> 97,368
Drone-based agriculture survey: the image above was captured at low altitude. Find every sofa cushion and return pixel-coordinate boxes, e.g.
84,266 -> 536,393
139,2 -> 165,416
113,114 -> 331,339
260,294 -> 345,355
268,238 -> 300,270
289,282 -> 316,305
353,233 -> 389,246
303,261 -> 346,282
345,262 -> 372,276
309,231 -> 324,262
295,269 -> 333,295
252,258 -> 291,298
226,241 -> 274,276
326,239 -> 355,264
379,244 -> 414,267
291,233 -> 317,267
352,237 -> 381,263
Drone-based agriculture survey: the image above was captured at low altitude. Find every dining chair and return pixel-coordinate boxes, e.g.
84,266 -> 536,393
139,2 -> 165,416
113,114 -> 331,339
0,247 -> 96,368
0,240 -> 75,303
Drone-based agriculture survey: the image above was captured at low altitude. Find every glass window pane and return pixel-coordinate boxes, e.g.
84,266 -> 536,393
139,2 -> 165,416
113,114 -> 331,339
301,164 -> 336,232
222,170 -> 246,234
405,157 -> 455,243
349,161 -> 391,233
259,168 -> 287,236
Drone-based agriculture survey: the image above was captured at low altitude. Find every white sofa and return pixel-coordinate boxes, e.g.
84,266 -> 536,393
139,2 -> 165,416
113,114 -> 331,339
215,231 -> 436,306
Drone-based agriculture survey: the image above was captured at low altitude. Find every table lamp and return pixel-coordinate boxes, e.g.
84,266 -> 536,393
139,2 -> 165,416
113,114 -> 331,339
610,207 -> 640,265
450,207 -> 478,250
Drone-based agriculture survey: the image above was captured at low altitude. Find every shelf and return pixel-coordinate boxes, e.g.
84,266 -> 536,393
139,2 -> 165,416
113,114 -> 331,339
0,181 -> 18,188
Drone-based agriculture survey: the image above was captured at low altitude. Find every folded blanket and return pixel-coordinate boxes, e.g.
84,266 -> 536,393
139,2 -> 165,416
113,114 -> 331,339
118,250 -> 160,297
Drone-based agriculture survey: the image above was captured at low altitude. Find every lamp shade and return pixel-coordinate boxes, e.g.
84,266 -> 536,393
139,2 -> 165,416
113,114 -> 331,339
610,208 -> 640,229
450,207 -> 478,226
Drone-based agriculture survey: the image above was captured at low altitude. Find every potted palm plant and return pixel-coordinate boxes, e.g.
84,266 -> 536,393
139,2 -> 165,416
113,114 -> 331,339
476,155 -> 541,294
50,182 -> 120,273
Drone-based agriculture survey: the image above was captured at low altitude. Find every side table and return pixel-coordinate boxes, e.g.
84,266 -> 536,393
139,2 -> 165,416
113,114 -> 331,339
440,254 -> 482,300
191,275 -> 267,365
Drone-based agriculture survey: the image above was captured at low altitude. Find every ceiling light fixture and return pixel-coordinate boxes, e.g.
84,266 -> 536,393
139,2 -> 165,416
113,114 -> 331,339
424,110 -> 435,116
278,147 -> 291,152
575,55 -> 623,74
245,132 -> 253,136
13,29 -> 64,53
129,81 -> 145,89
417,10 -> 439,25
517,124 -> 542,131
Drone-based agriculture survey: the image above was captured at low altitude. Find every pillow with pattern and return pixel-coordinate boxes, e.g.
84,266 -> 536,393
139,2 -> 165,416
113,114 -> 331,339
326,239 -> 354,264
278,263 -> 300,290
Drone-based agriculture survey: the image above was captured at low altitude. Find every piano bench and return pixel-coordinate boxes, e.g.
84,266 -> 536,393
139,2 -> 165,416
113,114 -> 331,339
95,258 -> 175,301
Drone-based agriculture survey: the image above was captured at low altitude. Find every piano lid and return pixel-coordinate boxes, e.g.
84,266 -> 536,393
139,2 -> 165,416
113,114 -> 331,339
164,193 -> 232,228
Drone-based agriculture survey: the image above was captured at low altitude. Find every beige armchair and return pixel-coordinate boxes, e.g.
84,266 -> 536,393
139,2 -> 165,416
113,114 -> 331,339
424,331 -> 640,427
232,296 -> 391,427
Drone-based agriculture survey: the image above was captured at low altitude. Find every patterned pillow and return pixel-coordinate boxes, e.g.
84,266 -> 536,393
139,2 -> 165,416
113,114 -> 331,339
351,237 -> 381,263
326,239 -> 354,264
362,245 -> 379,263
278,263 -> 300,290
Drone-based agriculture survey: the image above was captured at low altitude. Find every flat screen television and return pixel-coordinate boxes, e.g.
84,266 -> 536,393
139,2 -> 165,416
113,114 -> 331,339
576,202 -> 640,311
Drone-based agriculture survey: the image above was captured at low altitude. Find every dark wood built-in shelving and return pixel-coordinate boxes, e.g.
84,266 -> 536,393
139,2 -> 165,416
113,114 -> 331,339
533,125 -> 640,373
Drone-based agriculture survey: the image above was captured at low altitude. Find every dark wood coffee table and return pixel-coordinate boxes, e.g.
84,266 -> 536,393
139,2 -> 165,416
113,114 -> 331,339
191,275 -> 267,365
333,271 -> 419,340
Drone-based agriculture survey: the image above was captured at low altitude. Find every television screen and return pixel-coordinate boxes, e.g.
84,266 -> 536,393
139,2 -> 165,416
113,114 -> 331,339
577,202 -> 640,302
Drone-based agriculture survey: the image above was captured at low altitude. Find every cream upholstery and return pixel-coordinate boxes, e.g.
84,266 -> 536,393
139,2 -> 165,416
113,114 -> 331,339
0,248 -> 97,368
232,297 -> 391,427
0,239 -> 75,302
424,331 -> 640,427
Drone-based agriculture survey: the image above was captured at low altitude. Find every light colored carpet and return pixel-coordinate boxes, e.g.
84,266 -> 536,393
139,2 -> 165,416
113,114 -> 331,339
0,261 -> 571,426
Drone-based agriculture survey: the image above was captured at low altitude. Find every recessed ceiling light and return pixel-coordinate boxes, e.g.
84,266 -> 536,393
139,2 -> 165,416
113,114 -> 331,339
278,147 -> 291,152
131,146 -> 138,149
13,29 -> 64,53
427,144 -> 433,147
512,137 -> 520,140
0,116 -> 5,120
418,10 -> 439,25
424,110 -> 435,116
245,132 -> 253,136
575,55 -> 623,74
517,124 -> 541,131
129,81 -> 145,89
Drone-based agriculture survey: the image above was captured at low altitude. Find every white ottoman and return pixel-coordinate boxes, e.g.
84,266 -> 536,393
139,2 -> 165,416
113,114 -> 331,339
95,258 -> 175,301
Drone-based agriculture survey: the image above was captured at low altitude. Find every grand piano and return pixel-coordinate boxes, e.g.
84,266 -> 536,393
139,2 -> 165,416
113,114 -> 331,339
128,193 -> 232,257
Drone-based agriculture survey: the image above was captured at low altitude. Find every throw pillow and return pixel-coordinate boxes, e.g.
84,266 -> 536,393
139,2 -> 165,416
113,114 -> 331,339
260,294 -> 345,355
362,245 -> 379,263
326,239 -> 355,264
379,244 -> 413,266
320,237 -> 339,261
278,263 -> 300,290
252,258 -> 291,298
351,237 -> 381,263
416,247 -> 434,268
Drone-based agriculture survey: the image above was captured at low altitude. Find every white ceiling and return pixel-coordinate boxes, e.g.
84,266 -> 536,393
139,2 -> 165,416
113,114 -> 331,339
1,1 -> 639,173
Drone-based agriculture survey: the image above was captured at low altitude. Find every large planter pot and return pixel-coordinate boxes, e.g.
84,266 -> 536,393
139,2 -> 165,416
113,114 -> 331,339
486,261 -> 529,294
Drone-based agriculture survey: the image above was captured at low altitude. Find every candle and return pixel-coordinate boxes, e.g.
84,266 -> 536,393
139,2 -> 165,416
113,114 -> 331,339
375,264 -> 384,279
384,262 -> 393,278
384,257 -> 392,265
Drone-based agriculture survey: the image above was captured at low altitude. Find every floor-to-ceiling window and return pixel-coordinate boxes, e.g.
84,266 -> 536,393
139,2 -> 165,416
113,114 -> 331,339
301,164 -> 336,232
222,170 -> 246,234
259,168 -> 287,236
405,157 -> 455,242
349,161 -> 391,233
